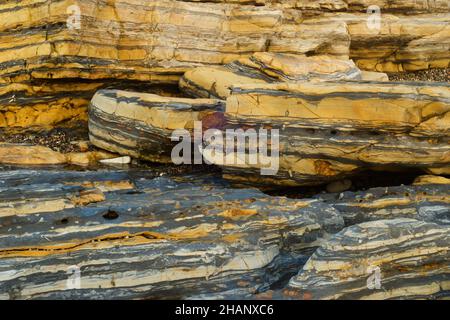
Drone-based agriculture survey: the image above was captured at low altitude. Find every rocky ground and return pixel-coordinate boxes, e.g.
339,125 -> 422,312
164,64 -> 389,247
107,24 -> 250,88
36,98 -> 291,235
389,68 -> 450,82
0,0 -> 449,301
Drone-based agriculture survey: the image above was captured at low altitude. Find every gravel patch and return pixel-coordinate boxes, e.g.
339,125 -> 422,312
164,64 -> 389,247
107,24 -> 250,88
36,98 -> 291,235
389,68 -> 449,82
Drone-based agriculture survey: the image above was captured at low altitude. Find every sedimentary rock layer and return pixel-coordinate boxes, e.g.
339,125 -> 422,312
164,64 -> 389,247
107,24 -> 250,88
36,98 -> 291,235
282,218 -> 450,300
0,81 -> 98,127
0,143 -> 117,166
212,81 -> 450,186
180,53 -> 362,99
0,0 -> 349,85
187,1 -> 450,14
0,169 -> 344,299
88,89 -> 225,163
0,80 -> 182,128
316,182 -> 450,226
325,13 -> 450,72
0,0 -> 352,127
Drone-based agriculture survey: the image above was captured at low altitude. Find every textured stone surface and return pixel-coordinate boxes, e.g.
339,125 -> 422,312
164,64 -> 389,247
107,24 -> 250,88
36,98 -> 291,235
327,13 -> 450,72
316,183 -> 450,226
1,0 -> 449,127
180,53 -> 362,99
0,0 -> 349,127
0,81 -> 181,128
186,1 -> 450,14
0,0 -> 349,85
282,218 -> 450,300
0,169 -> 344,299
0,143 -> 117,166
88,89 -> 225,163
213,81 -> 450,186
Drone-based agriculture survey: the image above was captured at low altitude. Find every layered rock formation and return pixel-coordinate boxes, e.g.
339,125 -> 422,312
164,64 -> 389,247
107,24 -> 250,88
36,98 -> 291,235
1,0 -> 448,127
88,89 -> 225,163
0,168 -> 448,299
282,218 -> 449,300
0,169 -> 344,299
0,0 -> 449,302
0,143 -> 117,166
210,81 -> 450,186
326,13 -> 450,72
317,182 -> 450,226
180,53 -> 363,99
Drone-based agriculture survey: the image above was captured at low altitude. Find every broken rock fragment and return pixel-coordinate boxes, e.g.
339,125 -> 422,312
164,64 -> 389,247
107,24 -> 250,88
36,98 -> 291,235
180,53 -> 362,99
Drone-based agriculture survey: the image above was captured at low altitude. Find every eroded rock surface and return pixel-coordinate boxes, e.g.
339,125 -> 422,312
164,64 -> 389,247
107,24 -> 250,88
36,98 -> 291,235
213,81 -> 450,186
281,218 -> 450,300
0,169 -> 343,299
180,53 -> 362,99
1,0 -> 448,127
88,89 -> 225,163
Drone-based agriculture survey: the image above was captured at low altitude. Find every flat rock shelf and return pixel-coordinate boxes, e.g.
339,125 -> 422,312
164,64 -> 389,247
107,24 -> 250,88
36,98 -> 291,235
0,169 -> 448,299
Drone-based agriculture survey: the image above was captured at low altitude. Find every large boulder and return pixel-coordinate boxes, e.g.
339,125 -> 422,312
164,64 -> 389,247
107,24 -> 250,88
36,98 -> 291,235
180,53 -> 362,99
0,169 -> 344,299
207,81 -> 450,186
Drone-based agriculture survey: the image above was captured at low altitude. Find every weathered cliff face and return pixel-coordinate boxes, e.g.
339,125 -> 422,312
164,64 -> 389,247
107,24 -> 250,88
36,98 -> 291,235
0,0 -> 448,127
0,169 -> 344,299
0,0 -> 349,85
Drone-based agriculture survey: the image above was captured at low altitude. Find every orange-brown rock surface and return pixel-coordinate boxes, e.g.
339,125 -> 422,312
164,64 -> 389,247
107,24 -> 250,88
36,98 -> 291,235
207,81 -> 450,186
1,0 -> 448,127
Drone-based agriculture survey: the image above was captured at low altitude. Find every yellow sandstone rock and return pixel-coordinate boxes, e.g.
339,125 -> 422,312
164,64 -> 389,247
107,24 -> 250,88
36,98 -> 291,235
180,53 -> 362,99
0,143 -> 119,165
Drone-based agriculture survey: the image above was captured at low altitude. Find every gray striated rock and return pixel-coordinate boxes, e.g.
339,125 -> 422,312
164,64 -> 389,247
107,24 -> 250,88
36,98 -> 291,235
316,183 -> 450,226
88,89 -> 225,163
281,218 -> 450,300
0,169 -> 343,299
